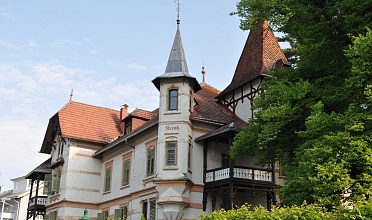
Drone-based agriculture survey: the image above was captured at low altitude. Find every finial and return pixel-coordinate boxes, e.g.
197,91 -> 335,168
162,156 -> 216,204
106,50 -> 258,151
175,0 -> 180,24
69,89 -> 74,102
201,62 -> 206,83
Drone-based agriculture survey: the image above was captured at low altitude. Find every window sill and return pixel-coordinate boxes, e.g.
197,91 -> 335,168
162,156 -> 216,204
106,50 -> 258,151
120,184 -> 130,189
164,111 -> 181,115
163,166 -> 178,170
103,190 -> 111,195
142,175 -> 155,186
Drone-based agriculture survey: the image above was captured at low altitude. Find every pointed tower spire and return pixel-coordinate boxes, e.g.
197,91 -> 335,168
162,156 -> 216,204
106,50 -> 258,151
152,0 -> 200,92
218,21 -> 289,98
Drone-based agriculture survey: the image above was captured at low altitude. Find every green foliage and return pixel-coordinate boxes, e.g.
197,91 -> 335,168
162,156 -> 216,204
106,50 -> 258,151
200,202 -> 372,220
231,0 -> 372,207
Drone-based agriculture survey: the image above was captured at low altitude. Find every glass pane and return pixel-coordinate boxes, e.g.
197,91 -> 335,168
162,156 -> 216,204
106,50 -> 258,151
169,89 -> 178,110
166,142 -> 177,165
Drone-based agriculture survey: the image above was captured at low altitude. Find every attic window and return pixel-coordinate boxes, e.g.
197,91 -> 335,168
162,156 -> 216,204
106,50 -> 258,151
124,120 -> 132,135
169,89 -> 178,111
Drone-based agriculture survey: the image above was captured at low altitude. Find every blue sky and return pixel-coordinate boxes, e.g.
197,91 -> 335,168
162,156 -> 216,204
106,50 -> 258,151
0,1 -> 284,190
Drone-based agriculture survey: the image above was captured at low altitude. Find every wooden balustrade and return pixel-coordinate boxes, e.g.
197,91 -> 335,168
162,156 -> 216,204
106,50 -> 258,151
205,166 -> 273,183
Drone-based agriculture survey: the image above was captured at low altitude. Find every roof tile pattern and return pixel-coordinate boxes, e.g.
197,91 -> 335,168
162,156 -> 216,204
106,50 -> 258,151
58,101 -> 121,143
200,82 -> 220,98
191,87 -> 246,126
131,108 -> 153,120
218,21 -> 288,97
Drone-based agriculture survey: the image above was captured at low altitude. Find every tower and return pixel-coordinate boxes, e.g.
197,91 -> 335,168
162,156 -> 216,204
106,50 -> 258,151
151,2 -> 201,219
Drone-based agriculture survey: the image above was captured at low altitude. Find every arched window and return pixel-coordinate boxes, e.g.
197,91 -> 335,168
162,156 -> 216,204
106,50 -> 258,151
169,89 -> 178,110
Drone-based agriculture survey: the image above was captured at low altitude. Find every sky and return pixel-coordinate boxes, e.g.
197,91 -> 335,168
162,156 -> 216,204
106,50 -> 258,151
0,1 -> 285,191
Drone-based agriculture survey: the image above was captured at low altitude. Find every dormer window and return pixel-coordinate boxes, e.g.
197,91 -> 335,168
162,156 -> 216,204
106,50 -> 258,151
124,120 -> 132,135
169,89 -> 178,111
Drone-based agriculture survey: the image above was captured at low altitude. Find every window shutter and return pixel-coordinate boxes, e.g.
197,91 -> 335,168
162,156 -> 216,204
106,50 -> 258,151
114,209 -> 123,218
51,170 -> 61,193
123,207 -> 128,219
97,213 -> 103,220
44,214 -> 49,220
43,174 -> 52,195
105,168 -> 112,192
103,211 -> 108,219
149,200 -> 156,220
49,211 -> 56,220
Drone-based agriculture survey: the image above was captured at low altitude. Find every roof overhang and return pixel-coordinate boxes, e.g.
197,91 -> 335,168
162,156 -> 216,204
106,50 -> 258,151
152,74 -> 201,92
93,118 -> 159,157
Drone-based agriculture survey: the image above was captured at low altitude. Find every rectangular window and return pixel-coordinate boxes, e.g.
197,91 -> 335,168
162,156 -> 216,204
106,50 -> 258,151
115,207 -> 127,219
188,142 -> 192,171
104,167 -> 112,192
147,147 -> 155,176
166,142 -> 177,166
169,89 -> 178,110
123,160 -> 131,186
143,199 -> 156,220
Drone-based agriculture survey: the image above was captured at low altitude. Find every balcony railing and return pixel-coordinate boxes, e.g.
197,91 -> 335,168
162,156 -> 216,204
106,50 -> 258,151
29,196 -> 48,207
0,212 -> 15,219
205,166 -> 273,183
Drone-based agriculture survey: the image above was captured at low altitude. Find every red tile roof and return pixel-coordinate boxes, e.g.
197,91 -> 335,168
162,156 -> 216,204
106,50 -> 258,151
40,101 -> 121,153
191,87 -> 245,126
126,108 -> 153,120
218,21 -> 288,97
200,82 -> 220,98
59,101 -> 121,142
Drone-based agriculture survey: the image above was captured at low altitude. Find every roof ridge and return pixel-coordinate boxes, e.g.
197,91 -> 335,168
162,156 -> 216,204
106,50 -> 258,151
217,20 -> 287,98
59,101 -> 120,113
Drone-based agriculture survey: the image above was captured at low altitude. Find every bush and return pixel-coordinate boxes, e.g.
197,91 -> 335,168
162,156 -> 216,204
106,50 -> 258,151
200,201 -> 372,220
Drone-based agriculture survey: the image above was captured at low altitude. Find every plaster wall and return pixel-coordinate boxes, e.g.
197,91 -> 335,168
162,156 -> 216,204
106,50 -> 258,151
64,143 -> 102,203
224,78 -> 261,122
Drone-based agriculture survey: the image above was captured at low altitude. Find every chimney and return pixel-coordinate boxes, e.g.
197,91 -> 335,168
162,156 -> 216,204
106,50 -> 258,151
120,104 -> 129,134
120,104 -> 129,121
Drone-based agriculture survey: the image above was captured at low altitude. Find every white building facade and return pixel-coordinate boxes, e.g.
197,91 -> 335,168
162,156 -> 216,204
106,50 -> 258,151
26,18 -> 288,220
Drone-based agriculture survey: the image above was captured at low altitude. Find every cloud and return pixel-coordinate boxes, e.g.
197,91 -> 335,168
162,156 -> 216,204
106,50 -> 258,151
0,118 -> 49,190
0,39 -> 39,49
128,62 -> 149,72
0,60 -> 160,189
50,38 -> 91,49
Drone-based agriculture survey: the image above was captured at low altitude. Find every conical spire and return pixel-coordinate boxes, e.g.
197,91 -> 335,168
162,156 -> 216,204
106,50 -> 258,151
164,24 -> 189,75
218,21 -> 289,98
152,20 -> 200,92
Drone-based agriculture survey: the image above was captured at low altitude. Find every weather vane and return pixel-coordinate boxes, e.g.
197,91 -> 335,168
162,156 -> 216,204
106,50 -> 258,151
174,0 -> 180,24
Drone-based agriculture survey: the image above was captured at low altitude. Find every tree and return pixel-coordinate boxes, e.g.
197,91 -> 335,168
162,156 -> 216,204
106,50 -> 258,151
230,0 -> 372,207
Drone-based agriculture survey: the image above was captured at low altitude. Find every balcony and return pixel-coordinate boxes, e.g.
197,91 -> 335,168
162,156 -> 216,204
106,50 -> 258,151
28,196 -> 48,211
205,166 -> 274,184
